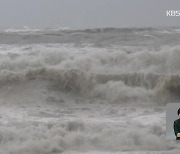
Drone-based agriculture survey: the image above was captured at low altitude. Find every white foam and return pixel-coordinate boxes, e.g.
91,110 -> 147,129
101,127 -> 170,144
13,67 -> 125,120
0,44 -> 179,153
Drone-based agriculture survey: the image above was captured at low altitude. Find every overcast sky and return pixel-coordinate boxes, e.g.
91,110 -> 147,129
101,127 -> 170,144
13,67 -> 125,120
0,0 -> 180,29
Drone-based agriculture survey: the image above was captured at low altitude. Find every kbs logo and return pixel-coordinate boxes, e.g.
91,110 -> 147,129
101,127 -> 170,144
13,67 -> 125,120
166,10 -> 180,16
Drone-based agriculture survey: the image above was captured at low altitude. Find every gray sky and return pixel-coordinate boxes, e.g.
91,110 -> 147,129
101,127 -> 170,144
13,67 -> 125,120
0,0 -> 180,29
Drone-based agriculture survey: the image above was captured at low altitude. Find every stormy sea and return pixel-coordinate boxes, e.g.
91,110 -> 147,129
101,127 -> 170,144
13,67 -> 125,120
0,27 -> 180,154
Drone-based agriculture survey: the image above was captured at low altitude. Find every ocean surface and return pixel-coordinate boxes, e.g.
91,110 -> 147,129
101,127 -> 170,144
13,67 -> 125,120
0,27 -> 180,154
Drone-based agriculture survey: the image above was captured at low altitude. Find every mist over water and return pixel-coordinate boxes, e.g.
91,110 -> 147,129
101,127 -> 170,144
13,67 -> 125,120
0,27 -> 180,153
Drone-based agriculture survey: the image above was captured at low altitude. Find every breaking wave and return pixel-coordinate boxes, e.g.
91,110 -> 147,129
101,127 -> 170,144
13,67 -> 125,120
0,45 -> 180,104
0,28 -> 180,153
0,120 -> 175,154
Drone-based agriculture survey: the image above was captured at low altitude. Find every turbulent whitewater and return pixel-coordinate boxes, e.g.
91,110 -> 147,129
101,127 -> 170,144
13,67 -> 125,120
0,27 -> 180,154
